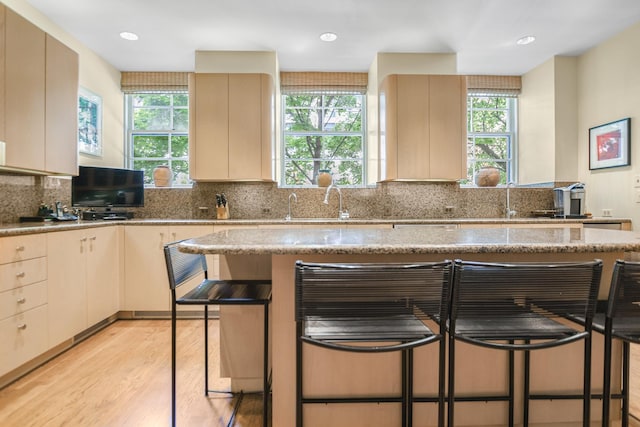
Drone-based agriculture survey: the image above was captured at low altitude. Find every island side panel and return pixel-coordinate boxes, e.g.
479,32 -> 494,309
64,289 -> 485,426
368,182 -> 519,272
271,251 -> 623,427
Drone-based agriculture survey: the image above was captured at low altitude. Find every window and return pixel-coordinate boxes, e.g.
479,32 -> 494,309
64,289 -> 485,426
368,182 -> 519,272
282,92 -> 365,187
125,92 -> 189,185
466,95 -> 517,185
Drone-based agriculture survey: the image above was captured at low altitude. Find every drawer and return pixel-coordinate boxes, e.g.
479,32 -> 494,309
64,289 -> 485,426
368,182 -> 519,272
0,234 -> 47,264
0,281 -> 47,321
0,257 -> 47,292
0,304 -> 48,377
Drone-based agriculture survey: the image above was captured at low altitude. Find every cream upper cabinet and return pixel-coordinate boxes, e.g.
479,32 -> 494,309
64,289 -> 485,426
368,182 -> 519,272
379,74 -> 467,181
45,34 -> 79,175
3,6 -> 46,172
0,6 -> 79,175
189,73 -> 274,181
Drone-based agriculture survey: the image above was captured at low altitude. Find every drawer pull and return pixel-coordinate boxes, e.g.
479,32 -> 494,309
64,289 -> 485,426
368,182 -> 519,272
17,324 -> 27,330
16,245 -> 25,252
17,297 -> 26,304
16,272 -> 26,278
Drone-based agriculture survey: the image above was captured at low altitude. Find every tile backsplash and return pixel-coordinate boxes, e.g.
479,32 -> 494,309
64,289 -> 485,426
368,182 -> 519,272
0,174 -> 556,224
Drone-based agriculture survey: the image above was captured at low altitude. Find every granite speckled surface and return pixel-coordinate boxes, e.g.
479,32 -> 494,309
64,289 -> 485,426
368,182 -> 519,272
0,217 -> 630,237
179,226 -> 640,255
0,175 -> 557,224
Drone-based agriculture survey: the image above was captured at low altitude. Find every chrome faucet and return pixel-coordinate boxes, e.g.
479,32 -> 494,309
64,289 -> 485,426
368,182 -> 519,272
285,192 -> 297,221
506,182 -> 517,219
323,184 -> 349,220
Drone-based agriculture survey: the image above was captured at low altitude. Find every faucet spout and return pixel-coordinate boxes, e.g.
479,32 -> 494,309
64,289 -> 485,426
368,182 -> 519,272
323,184 -> 349,220
285,192 -> 297,221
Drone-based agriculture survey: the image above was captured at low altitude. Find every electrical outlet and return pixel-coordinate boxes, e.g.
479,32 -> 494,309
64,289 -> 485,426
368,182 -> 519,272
635,175 -> 640,188
602,208 -> 612,217
636,190 -> 640,203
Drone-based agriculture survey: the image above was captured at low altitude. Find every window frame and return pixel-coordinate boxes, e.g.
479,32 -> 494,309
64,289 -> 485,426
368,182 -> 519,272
465,94 -> 518,186
280,91 -> 367,188
124,91 -> 190,187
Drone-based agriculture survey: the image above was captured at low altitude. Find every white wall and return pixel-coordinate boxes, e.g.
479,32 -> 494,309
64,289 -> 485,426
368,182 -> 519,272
578,21 -> 640,223
2,0 -> 124,168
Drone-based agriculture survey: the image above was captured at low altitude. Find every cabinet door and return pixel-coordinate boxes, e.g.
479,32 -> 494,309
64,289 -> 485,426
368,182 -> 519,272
397,75 -> 430,179
190,73 -> 229,180
45,34 -> 79,175
429,75 -> 466,180
86,227 -> 119,326
4,8 -> 45,171
47,230 -> 87,346
228,74 -> 264,179
123,226 -> 169,311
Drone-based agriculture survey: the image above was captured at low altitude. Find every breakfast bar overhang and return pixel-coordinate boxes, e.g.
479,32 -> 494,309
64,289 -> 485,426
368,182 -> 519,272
179,226 -> 640,427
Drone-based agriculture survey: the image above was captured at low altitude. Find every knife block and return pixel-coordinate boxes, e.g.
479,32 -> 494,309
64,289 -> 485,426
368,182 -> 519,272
216,205 -> 229,220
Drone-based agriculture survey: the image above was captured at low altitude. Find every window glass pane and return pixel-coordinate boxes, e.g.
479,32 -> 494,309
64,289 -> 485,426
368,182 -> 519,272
173,93 -> 188,107
170,135 -> 189,157
133,160 -> 165,185
172,160 -> 190,185
173,108 -> 189,131
133,108 -> 171,130
133,94 -> 171,107
133,134 -> 169,157
470,110 -> 508,133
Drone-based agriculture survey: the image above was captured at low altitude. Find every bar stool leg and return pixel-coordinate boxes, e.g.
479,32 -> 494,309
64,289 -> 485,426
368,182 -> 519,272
583,333 -> 592,427
523,347 -> 529,427
263,302 -> 269,427
509,345 -> 515,427
447,333 -> 456,427
204,305 -> 209,395
622,341 -> 630,427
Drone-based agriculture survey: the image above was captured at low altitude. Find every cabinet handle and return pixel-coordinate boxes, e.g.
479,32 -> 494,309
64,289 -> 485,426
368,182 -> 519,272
171,232 -> 177,240
89,236 -> 97,241
16,245 -> 25,252
16,272 -> 26,278
17,297 -> 26,304
80,237 -> 88,242
17,324 -> 27,330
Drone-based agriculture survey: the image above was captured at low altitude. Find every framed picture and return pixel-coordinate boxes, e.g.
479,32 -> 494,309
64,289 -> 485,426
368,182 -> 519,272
589,117 -> 630,170
78,87 -> 102,157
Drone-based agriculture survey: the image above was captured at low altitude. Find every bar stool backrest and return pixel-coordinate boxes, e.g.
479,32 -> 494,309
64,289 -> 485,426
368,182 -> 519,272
607,260 -> 640,338
450,259 -> 603,347
164,241 -> 208,291
295,260 -> 452,327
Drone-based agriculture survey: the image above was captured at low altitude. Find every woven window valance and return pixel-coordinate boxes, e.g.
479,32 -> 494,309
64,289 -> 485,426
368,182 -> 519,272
280,72 -> 368,94
466,75 -> 521,96
121,72 -> 190,92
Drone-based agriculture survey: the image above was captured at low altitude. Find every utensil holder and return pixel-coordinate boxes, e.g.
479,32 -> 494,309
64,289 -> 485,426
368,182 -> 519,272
216,205 -> 229,220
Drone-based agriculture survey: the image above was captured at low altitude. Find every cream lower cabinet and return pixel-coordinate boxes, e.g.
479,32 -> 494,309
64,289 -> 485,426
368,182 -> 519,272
0,234 -> 48,378
123,225 -> 214,312
47,227 -> 120,347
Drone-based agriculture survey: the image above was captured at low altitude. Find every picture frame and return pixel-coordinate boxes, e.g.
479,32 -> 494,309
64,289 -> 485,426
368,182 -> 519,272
589,117 -> 630,170
78,87 -> 103,157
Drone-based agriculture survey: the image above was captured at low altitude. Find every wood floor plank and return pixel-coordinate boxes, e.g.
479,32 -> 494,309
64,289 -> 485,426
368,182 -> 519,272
0,319 -> 266,427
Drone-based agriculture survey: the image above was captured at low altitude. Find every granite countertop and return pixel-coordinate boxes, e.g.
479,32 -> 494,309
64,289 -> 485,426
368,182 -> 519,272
178,226 -> 640,256
0,217 -> 631,237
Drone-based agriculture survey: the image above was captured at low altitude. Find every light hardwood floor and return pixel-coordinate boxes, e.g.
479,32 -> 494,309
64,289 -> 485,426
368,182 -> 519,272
0,319 -> 638,427
0,319 -> 268,427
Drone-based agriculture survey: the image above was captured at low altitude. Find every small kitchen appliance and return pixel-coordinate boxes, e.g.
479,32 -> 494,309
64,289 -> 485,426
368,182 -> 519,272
553,183 -> 586,218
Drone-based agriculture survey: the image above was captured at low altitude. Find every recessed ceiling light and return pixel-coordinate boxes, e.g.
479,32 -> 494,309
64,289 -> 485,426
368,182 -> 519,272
120,31 -> 139,41
319,32 -> 338,42
516,35 -> 536,46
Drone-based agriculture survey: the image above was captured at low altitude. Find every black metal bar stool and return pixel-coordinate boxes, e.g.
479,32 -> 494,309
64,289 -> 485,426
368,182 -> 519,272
294,260 -> 453,427
448,259 -> 602,427
164,240 -> 272,427
595,259 -> 640,427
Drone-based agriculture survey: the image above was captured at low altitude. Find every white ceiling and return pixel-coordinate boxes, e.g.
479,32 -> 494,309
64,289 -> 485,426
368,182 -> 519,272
24,0 -> 640,75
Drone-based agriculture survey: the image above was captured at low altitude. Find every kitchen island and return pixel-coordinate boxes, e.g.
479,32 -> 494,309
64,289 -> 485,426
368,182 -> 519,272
179,226 -> 640,427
